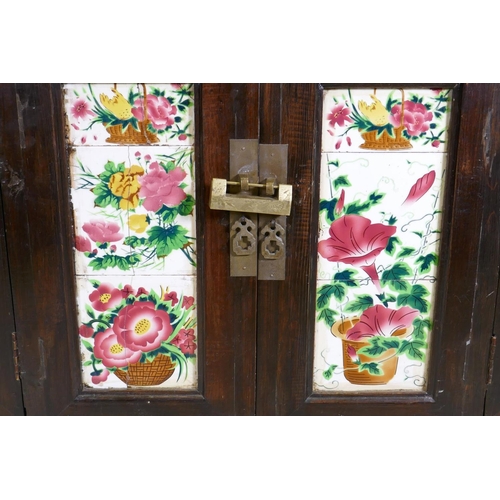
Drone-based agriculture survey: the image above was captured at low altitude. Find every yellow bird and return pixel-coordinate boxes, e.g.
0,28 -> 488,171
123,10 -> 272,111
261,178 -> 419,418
99,89 -> 133,120
358,94 -> 389,126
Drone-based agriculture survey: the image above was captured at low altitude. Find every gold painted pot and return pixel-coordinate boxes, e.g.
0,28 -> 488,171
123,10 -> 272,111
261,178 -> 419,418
331,317 -> 410,385
359,125 -> 412,150
103,120 -> 159,145
114,354 -> 176,386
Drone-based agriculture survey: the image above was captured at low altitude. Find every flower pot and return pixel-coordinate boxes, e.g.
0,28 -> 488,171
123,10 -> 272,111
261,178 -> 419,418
103,120 -> 159,145
360,125 -> 412,150
331,317 -> 409,385
114,354 -> 176,386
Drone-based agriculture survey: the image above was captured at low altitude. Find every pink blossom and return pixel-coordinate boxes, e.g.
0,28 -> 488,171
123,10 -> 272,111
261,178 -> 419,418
121,284 -> 135,298
89,283 -> 123,312
82,219 -> 123,243
179,134 -> 187,141
347,345 -> 359,363
81,136 -> 87,144
71,98 -> 95,120
136,287 -> 149,297
182,296 -> 195,309
139,162 -> 187,212
112,301 -> 173,352
91,368 -> 110,384
346,136 -> 352,146
135,151 -> 141,157
110,245 -> 117,253
432,140 -> 440,148
144,155 -> 151,161
389,101 -> 434,136
79,325 -> 94,338
318,215 -> 396,292
346,305 -> 419,341
172,329 -> 197,355
164,291 -> 179,306
93,329 -> 142,368
335,189 -> 345,215
327,104 -> 353,128
75,235 -> 92,252
131,95 -> 177,130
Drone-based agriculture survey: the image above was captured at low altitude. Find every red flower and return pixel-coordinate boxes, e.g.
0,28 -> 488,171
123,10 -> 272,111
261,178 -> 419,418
164,291 -> 179,306
179,134 -> 187,141
93,329 -> 142,368
335,189 -> 345,215
389,101 -> 434,136
182,296 -> 195,309
81,136 -> 87,144
121,284 -> 135,298
431,140 -> 440,148
318,215 -> 396,292
172,329 -> 197,355
112,301 -> 173,352
82,219 -> 123,243
75,235 -> 91,252
91,368 -> 109,384
327,104 -> 353,128
89,283 -> 123,312
136,287 -> 149,297
71,98 -> 95,120
139,162 -> 187,212
131,95 -> 177,130
79,325 -> 94,338
346,305 -> 419,341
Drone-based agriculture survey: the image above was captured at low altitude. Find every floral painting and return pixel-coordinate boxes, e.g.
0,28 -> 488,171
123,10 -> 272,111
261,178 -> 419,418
314,88 -> 452,392
64,83 -> 197,390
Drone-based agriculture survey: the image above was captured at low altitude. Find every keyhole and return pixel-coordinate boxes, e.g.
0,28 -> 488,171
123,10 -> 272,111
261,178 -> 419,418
267,239 -> 278,254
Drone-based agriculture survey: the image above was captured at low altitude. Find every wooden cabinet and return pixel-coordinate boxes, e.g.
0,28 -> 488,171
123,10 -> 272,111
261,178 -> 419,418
0,83 -> 499,415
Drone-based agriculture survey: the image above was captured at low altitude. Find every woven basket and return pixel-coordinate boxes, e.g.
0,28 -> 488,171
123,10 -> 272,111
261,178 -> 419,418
359,89 -> 412,151
114,354 -> 176,387
104,83 -> 159,145
331,317 -> 409,385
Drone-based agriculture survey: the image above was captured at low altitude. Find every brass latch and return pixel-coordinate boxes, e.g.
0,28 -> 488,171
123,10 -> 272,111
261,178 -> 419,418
209,139 -> 290,280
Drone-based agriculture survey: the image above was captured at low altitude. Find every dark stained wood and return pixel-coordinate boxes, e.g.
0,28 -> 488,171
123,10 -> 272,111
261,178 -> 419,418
0,83 -> 260,415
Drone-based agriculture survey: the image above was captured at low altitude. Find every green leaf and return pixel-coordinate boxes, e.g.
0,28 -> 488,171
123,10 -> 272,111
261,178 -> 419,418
397,247 -> 416,258
323,365 -> 338,380
148,225 -> 189,258
381,263 -> 412,283
333,176 -> 351,190
178,194 -> 195,216
359,362 -> 383,375
317,308 -> 336,327
412,318 -> 431,341
358,336 -> 403,357
387,280 -> 410,292
98,160 -> 123,182
83,360 -> 93,366
387,215 -> 397,226
157,205 -> 179,223
411,284 -> 430,297
92,183 -> 120,209
319,198 -> 337,224
398,340 -> 427,361
344,295 -> 373,313
397,285 -> 430,313
385,236 -> 401,256
317,284 -> 335,309
416,253 -> 438,273
124,236 -> 148,248
333,270 -> 357,287
81,339 -> 93,353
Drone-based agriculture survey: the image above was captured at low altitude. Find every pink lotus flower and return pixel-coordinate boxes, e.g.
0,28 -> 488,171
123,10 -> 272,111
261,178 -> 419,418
172,329 -> 197,355
131,95 -> 177,130
182,296 -> 195,309
89,283 -> 123,312
112,301 -> 173,352
164,291 -> 179,306
75,235 -> 92,252
347,345 -> 359,363
91,368 -> 110,384
346,305 -> 419,341
335,189 -> 345,215
71,98 -> 95,120
93,329 -> 142,368
318,215 -> 396,292
327,104 -> 353,128
139,162 -> 187,212
82,219 -> 123,243
389,101 -> 434,136
79,325 -> 94,338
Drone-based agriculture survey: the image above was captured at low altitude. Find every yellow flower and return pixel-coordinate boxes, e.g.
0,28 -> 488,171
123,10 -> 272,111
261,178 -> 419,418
358,95 -> 389,126
99,89 -> 133,120
128,214 -> 149,233
109,165 -> 144,210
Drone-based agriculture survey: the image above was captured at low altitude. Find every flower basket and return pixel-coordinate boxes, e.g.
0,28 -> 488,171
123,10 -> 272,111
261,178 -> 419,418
331,317 -> 410,385
104,120 -> 159,145
359,89 -> 412,151
114,354 -> 176,387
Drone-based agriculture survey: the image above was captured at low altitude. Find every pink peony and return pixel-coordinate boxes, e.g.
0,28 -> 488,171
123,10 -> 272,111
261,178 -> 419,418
82,219 -> 123,243
139,162 -> 187,212
93,329 -> 142,368
318,215 -> 396,292
75,235 -> 92,252
91,368 -> 109,384
131,94 -> 177,130
79,325 -> 94,338
71,98 -> 95,120
327,104 -> 353,128
389,101 -> 434,137
89,283 -> 123,312
112,301 -> 173,352
346,305 -> 419,341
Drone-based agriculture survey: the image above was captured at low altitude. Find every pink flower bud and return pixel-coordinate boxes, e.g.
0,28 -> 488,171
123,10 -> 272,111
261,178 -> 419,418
346,136 -> 352,146
179,134 -> 187,141
432,140 -> 440,148
327,129 -> 334,136
135,151 -> 141,157
335,139 -> 342,150
347,345 -> 359,363
71,123 -> 80,130
335,189 -> 345,215
92,249 -> 98,255
81,136 -> 87,144
79,325 -> 94,338
144,154 -> 151,161
91,368 -> 109,384
110,245 -> 117,253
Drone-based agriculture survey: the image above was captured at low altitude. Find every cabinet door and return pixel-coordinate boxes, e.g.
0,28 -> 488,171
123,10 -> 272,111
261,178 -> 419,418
256,83 -> 500,415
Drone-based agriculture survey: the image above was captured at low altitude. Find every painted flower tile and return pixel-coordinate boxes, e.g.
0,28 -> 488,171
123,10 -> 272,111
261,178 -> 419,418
314,87 -> 452,393
322,88 -> 452,153
76,275 -> 197,390
64,83 -> 198,391
64,84 -> 194,147
70,145 -> 196,276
